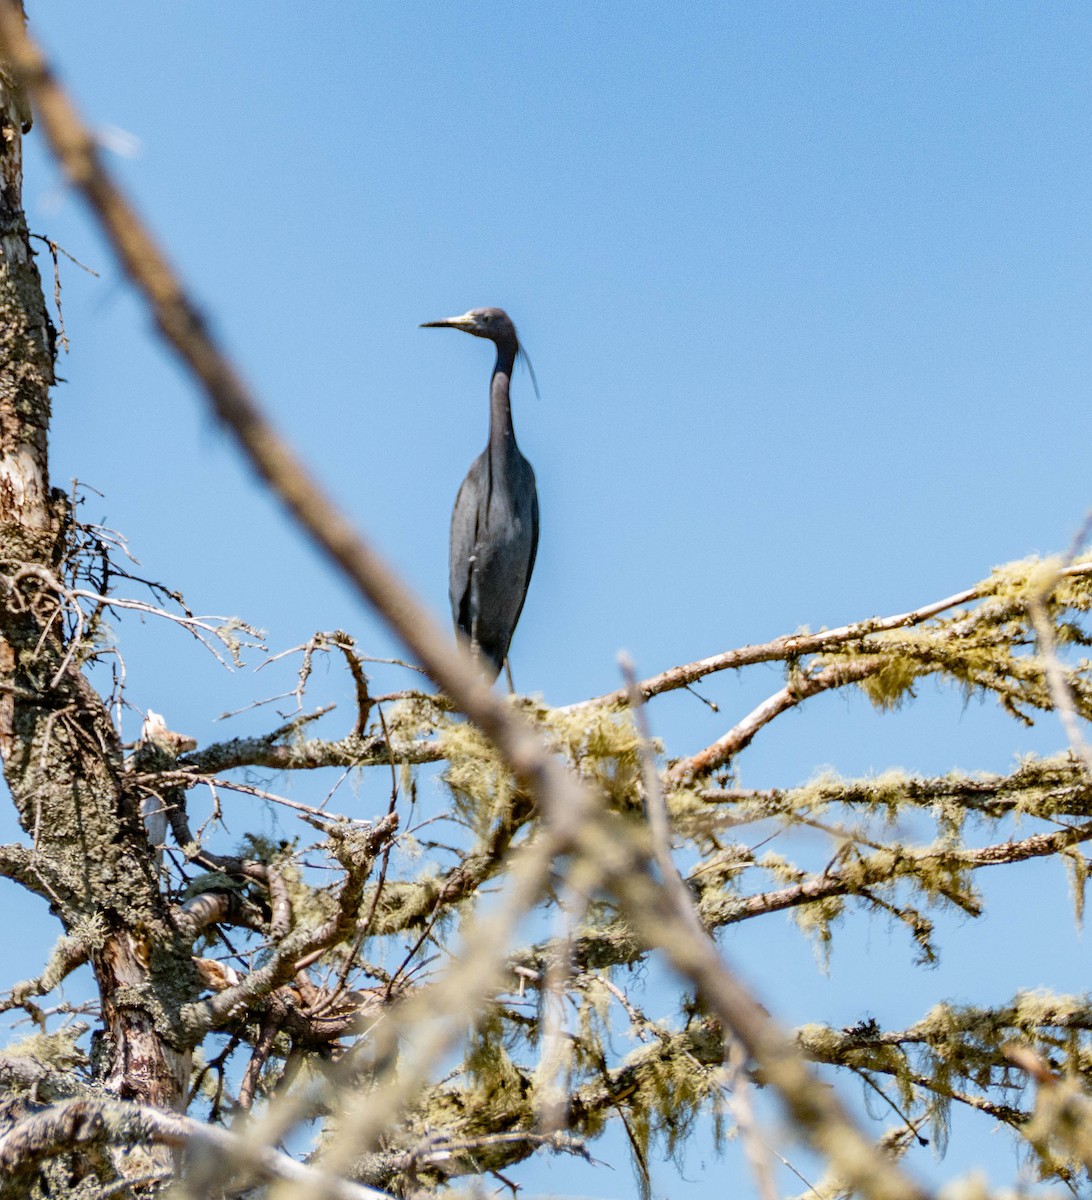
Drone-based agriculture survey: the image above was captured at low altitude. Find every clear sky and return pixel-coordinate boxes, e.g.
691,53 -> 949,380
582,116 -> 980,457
5,3 -> 1092,1195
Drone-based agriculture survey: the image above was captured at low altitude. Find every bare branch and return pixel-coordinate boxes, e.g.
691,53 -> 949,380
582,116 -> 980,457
510,805 -> 1092,986
0,842 -> 49,896
178,728 -> 441,775
670,659 -> 879,781
581,560 -> 1092,710
697,752 -> 1091,823
0,1097 -> 394,1200
591,822 -> 932,1200
0,1035 -> 87,1104
180,812 -> 398,1041
701,818 -> 1092,927
1,933 -> 89,1014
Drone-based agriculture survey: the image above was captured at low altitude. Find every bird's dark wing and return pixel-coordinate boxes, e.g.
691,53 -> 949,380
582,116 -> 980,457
526,476 -> 540,591
449,454 -> 485,635
505,458 -> 539,642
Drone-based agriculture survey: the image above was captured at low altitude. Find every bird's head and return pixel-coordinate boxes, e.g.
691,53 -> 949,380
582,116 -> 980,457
421,307 -> 539,397
420,307 -> 518,348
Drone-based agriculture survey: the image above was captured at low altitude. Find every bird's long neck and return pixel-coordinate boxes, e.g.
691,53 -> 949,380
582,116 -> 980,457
489,340 -> 518,460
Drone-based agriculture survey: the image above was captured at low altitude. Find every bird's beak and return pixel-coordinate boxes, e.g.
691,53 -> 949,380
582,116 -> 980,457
420,313 -> 476,331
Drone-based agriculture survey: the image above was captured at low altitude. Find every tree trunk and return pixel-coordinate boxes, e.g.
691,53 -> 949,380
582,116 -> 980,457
0,15 -> 197,1174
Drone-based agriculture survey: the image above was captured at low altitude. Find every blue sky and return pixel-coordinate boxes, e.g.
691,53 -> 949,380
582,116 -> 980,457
5,3 -> 1092,1195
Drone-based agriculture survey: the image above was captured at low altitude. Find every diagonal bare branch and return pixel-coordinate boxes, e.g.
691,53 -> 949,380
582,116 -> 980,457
670,659 -> 879,782
580,561 -> 1092,711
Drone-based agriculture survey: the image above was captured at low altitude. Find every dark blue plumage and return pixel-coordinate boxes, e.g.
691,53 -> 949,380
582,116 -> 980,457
421,308 -> 539,681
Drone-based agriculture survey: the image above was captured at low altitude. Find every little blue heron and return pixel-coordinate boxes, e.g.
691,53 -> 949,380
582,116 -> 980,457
421,307 -> 539,683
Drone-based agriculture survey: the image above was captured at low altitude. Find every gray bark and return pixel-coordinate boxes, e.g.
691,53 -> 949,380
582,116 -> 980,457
0,22 -> 199,1183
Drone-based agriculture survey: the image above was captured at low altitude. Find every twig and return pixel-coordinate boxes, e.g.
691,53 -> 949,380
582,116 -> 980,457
85,1171 -> 172,1199
1065,511 -> 1092,565
696,817 -> 1092,928
400,1129 -> 590,1165
669,659 -> 879,782
181,813 -> 398,1039
287,630 -> 373,736
4,561 -> 261,669
178,727 -> 441,775
580,561 -> 1092,710
238,1009 -> 281,1111
616,653 -> 908,1198
595,830 -> 932,1200
27,233 -> 98,354
308,722 -> 400,1017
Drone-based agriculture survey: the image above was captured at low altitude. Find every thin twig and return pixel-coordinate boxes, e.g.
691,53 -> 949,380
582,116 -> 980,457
581,562 -> 1092,710
669,659 -> 879,782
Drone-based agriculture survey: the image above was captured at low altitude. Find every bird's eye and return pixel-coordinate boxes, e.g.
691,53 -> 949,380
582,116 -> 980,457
480,313 -> 492,323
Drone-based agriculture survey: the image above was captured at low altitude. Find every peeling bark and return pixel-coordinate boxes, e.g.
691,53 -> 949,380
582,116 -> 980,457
0,53 -> 50,540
